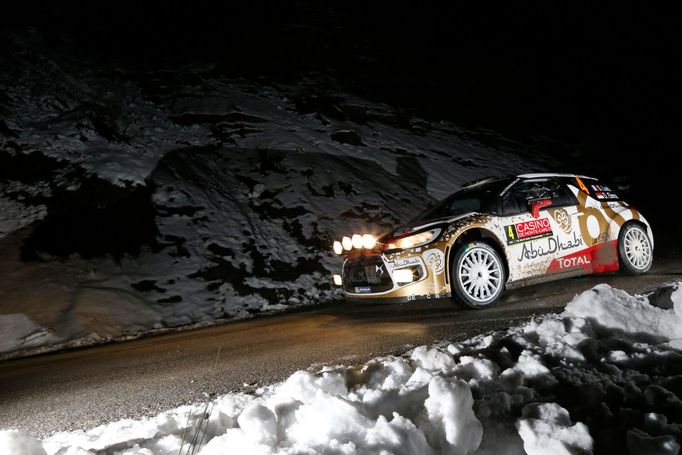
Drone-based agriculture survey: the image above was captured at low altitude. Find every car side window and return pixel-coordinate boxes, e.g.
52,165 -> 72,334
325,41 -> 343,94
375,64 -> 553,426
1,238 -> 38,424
500,192 -> 521,215
551,180 -> 579,207
500,179 -> 577,216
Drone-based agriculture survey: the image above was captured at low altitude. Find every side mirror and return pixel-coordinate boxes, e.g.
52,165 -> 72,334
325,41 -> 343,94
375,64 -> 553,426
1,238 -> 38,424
529,198 -> 552,218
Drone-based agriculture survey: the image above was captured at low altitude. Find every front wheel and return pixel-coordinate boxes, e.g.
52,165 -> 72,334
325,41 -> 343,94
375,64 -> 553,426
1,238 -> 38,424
618,223 -> 653,274
451,242 -> 506,309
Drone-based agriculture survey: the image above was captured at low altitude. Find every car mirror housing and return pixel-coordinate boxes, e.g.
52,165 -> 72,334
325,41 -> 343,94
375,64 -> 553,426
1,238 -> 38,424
529,198 -> 552,218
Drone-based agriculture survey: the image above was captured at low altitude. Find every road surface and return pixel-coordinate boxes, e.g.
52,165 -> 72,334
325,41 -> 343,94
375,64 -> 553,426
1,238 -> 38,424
1,255 -> 681,437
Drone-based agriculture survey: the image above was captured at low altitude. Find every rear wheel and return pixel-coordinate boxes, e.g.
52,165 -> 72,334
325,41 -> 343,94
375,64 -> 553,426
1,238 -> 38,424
619,223 -> 653,274
451,241 -> 506,309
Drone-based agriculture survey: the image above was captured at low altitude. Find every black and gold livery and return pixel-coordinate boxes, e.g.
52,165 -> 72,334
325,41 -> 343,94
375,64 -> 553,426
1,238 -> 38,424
333,174 -> 653,308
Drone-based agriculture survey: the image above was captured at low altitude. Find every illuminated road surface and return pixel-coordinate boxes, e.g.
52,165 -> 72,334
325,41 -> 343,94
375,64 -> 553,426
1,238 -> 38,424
1,255 -> 680,437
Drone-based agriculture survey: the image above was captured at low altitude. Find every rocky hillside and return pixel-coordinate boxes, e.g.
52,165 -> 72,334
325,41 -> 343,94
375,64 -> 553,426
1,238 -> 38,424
0,31 -> 552,358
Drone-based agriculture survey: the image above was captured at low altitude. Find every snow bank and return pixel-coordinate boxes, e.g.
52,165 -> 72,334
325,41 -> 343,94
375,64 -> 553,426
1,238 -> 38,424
4,283 -> 681,454
0,193 -> 47,240
565,283 -> 682,341
0,430 -> 46,455
424,376 -> 483,454
0,314 -> 59,353
515,403 -> 593,455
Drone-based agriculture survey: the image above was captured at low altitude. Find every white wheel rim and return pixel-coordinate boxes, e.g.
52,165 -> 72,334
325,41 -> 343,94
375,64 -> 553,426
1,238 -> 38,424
624,227 -> 652,270
458,247 -> 502,303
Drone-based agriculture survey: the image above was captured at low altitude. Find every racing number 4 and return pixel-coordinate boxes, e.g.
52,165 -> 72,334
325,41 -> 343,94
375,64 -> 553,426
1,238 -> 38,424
575,177 -> 589,194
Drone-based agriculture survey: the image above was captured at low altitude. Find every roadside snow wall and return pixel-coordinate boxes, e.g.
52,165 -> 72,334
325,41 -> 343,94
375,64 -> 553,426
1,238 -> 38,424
2,283 -> 680,454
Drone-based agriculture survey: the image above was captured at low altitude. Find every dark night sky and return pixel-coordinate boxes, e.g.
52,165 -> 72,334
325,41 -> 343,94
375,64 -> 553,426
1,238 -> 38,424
6,3 -> 679,138
3,1 -> 681,205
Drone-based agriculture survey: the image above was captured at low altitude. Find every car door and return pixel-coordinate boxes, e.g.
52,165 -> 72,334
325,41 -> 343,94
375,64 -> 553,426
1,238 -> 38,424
495,178 -> 583,282
541,178 -> 591,275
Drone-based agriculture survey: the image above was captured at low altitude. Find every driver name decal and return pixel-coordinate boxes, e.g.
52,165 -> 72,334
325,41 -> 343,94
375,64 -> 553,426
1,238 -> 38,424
505,218 -> 553,245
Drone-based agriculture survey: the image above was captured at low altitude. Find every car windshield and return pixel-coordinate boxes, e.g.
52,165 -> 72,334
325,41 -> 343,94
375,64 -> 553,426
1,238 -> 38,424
409,177 -> 512,224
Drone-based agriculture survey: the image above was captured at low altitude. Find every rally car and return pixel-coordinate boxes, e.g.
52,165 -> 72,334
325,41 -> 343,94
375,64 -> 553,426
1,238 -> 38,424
331,173 -> 653,308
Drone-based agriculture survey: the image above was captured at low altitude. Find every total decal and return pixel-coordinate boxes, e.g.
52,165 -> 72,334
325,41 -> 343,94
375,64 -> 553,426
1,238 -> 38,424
555,253 -> 591,269
505,218 -> 553,245
546,250 -> 592,274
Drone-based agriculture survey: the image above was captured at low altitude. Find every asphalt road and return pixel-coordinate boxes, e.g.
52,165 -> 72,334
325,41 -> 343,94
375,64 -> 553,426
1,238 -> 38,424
1,255 -> 681,438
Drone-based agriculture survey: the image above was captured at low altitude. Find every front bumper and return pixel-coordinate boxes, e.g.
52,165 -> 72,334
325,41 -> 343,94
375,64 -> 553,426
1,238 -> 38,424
341,252 -> 450,301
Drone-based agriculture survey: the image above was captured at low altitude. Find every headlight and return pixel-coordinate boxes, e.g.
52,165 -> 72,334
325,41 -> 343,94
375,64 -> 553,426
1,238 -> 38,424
362,234 -> 376,250
336,233 -> 378,252
387,228 -> 441,250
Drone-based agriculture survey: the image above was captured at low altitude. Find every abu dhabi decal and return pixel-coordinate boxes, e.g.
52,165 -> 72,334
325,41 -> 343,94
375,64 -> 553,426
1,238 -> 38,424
422,248 -> 445,274
550,208 -> 572,234
505,218 -> 553,245
518,232 -> 583,262
390,256 -> 421,268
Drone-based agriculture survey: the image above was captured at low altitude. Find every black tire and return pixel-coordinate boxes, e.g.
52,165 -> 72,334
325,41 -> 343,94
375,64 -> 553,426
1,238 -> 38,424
618,223 -> 653,275
451,241 -> 506,309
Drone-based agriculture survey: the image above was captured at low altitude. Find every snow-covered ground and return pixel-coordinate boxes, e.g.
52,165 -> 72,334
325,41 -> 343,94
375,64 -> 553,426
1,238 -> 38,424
2,283 -> 680,455
0,32 -> 553,359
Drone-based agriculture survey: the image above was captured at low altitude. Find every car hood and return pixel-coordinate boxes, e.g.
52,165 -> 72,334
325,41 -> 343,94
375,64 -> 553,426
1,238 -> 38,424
387,212 -> 478,239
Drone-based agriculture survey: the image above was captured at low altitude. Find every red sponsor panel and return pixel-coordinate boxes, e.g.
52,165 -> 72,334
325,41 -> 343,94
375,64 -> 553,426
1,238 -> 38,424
515,218 -> 552,239
592,239 -> 619,273
546,240 -> 619,274
547,249 -> 592,273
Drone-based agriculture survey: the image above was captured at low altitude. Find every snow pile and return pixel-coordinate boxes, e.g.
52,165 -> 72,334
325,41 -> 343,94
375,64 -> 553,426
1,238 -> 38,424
2,283 -> 681,454
515,403 -> 592,455
565,283 -> 682,341
424,376 -> 483,453
0,193 -> 47,239
0,431 -> 45,455
0,314 -> 59,353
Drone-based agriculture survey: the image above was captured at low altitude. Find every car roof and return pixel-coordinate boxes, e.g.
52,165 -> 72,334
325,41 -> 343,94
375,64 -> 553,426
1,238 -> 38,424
516,173 -> 595,180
